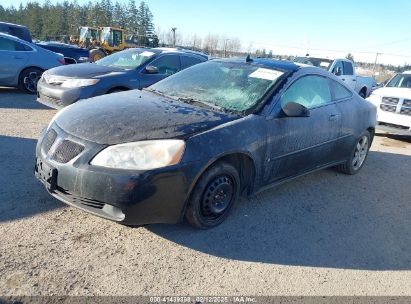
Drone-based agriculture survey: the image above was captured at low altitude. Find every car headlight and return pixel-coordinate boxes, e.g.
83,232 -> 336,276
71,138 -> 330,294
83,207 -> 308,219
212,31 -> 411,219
61,78 -> 100,88
91,140 -> 185,170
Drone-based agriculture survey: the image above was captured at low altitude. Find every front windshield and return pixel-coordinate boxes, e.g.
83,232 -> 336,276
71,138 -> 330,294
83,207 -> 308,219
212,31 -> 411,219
95,49 -> 156,69
150,60 -> 285,112
294,57 -> 332,70
386,74 -> 411,88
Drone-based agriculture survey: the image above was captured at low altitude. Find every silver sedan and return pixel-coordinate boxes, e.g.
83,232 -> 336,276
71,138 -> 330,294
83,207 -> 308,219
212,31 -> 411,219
0,33 -> 64,94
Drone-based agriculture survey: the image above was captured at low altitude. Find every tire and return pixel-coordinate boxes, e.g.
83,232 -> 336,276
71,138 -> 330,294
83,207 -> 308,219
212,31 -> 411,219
185,162 -> 240,229
18,67 -> 43,94
89,49 -> 105,62
359,88 -> 367,98
337,130 -> 371,175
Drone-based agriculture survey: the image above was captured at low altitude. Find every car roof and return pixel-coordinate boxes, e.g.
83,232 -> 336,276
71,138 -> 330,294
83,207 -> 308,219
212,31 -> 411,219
0,21 -> 29,29
214,57 -> 300,72
154,47 -> 208,59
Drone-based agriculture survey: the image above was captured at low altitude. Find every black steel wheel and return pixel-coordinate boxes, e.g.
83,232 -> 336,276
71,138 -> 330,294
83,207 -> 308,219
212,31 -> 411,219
19,67 -> 43,94
185,162 -> 240,229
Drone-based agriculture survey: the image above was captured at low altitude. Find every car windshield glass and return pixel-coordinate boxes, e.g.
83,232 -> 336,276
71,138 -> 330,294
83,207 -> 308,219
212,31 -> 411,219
386,74 -> 411,88
150,60 -> 285,112
294,57 -> 333,70
95,49 -> 156,69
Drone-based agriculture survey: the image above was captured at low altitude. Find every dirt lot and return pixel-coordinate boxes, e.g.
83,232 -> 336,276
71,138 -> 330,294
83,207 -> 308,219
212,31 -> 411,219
0,87 -> 410,296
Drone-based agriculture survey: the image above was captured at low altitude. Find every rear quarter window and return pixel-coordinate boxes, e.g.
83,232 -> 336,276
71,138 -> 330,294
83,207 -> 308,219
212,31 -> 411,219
331,80 -> 353,100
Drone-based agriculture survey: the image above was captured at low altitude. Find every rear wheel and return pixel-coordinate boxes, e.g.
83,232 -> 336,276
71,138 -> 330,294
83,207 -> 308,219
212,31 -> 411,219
337,131 -> 371,175
18,67 -> 43,94
89,49 -> 105,62
185,162 -> 240,229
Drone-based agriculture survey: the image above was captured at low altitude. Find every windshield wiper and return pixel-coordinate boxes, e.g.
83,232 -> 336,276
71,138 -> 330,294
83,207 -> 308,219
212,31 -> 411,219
177,97 -> 227,112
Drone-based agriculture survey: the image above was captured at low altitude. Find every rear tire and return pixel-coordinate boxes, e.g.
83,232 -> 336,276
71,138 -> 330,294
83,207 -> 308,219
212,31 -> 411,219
185,162 -> 240,229
89,49 -> 105,62
337,130 -> 371,175
18,67 -> 43,94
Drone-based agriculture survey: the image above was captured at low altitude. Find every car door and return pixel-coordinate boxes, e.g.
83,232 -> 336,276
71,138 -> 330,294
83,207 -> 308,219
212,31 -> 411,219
139,54 -> 181,88
0,36 -> 29,86
263,74 -> 342,184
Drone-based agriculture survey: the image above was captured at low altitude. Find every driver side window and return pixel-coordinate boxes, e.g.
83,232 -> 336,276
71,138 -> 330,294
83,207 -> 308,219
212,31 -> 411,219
150,55 -> 181,76
279,75 -> 332,109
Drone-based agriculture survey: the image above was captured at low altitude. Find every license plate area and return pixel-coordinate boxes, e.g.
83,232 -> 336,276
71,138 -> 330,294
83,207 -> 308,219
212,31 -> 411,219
35,158 -> 58,191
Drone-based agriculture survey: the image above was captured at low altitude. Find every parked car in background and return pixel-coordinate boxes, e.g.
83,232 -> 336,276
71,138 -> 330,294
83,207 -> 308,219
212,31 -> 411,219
0,21 -> 89,65
37,47 -> 208,108
35,58 -> 376,229
0,21 -> 32,42
0,33 -> 64,93
294,57 -> 374,98
35,41 -> 90,64
367,71 -> 411,134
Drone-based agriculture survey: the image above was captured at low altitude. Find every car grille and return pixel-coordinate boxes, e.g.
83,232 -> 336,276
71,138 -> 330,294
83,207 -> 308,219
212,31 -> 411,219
381,96 -> 399,105
380,104 -> 397,113
51,140 -> 85,163
39,93 -> 64,107
403,99 -> 411,107
400,106 -> 411,116
57,188 -> 105,209
41,129 -> 57,154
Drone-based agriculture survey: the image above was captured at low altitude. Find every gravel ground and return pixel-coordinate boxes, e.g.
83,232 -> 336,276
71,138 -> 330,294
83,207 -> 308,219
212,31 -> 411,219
0,87 -> 410,296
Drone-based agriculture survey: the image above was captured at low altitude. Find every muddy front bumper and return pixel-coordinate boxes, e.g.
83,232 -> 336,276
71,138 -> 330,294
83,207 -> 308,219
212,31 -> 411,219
34,125 -> 202,225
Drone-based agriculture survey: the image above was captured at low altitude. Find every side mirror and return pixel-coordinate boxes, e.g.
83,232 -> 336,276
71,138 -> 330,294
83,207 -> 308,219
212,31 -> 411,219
282,102 -> 310,117
145,65 -> 158,74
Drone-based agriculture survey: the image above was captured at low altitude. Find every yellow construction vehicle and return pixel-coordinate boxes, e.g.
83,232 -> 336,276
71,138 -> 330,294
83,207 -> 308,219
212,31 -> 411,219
75,26 -> 128,62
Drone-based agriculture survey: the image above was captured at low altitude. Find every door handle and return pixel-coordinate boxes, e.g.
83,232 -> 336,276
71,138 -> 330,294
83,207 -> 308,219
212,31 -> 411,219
329,114 -> 340,121
14,56 -> 24,59
341,78 -> 345,81
352,79 -> 356,81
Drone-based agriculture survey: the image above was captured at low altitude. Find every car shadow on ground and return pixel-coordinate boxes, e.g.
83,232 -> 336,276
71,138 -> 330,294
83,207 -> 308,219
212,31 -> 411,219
0,88 -> 49,110
149,150 -> 411,270
376,132 -> 411,143
0,135 -> 63,222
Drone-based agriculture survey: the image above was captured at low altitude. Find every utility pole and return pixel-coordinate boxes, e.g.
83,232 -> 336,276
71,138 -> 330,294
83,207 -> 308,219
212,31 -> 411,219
171,27 -> 177,48
372,52 -> 380,74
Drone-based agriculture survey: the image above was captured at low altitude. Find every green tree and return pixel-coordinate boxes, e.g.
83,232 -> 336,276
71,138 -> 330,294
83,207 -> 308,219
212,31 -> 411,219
346,53 -> 355,61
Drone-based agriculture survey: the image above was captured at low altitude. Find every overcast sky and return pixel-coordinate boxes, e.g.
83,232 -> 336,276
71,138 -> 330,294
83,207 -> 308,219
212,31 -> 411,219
2,0 -> 411,65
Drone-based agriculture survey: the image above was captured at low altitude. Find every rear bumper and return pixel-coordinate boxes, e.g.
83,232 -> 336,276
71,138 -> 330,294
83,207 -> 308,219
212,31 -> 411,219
34,126 -> 203,225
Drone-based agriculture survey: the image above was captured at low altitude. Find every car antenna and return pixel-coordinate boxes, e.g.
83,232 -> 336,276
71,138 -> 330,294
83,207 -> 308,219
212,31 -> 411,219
246,54 -> 253,63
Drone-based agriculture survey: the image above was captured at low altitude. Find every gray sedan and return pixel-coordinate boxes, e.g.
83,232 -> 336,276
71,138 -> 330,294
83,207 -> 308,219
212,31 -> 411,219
0,33 -> 64,93
37,48 -> 207,109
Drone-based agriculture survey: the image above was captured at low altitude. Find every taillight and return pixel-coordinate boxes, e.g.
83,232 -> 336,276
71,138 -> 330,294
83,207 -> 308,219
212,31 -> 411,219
58,58 -> 66,65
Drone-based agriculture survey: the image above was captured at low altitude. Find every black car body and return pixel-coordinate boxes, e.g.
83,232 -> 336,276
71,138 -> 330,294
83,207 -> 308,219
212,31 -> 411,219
35,41 -> 90,64
35,58 -> 376,229
36,47 -> 208,109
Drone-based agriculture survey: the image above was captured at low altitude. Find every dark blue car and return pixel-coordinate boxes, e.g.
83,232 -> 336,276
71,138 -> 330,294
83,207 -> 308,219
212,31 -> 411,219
37,47 -> 208,109
35,41 -> 90,64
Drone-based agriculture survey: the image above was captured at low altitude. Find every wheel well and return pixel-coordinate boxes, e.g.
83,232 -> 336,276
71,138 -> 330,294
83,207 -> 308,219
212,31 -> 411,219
367,127 -> 375,142
360,87 -> 367,95
107,86 -> 129,94
217,153 -> 256,196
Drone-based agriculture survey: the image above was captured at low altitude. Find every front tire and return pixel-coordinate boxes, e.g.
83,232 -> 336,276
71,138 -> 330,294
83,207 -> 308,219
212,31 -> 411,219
337,131 -> 371,175
185,162 -> 240,229
18,67 -> 43,94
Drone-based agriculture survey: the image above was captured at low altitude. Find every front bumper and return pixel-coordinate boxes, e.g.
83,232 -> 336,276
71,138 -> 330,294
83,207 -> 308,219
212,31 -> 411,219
37,78 -> 102,109
34,124 -> 202,225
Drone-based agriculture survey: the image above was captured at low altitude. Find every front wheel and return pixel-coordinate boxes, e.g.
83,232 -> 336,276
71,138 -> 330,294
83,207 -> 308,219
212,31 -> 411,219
337,131 -> 371,175
185,162 -> 240,229
19,68 -> 43,94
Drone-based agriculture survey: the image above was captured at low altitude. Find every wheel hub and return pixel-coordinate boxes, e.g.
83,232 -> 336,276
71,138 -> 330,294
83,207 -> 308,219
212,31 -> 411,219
201,175 -> 234,217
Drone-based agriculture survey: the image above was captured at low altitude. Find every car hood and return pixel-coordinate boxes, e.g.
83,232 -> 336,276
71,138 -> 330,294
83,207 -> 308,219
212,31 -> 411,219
55,90 -> 240,145
372,87 -> 411,99
46,63 -> 124,78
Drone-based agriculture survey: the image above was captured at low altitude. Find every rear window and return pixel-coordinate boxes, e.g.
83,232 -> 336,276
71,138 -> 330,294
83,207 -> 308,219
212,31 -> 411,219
0,37 -> 31,51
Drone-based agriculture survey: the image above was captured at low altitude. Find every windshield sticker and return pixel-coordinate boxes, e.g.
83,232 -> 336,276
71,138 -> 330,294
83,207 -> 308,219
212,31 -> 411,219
249,68 -> 283,81
320,62 -> 329,67
140,51 -> 155,57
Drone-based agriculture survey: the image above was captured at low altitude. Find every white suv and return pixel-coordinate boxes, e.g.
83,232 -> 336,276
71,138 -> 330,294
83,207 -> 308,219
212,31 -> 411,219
367,71 -> 411,134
